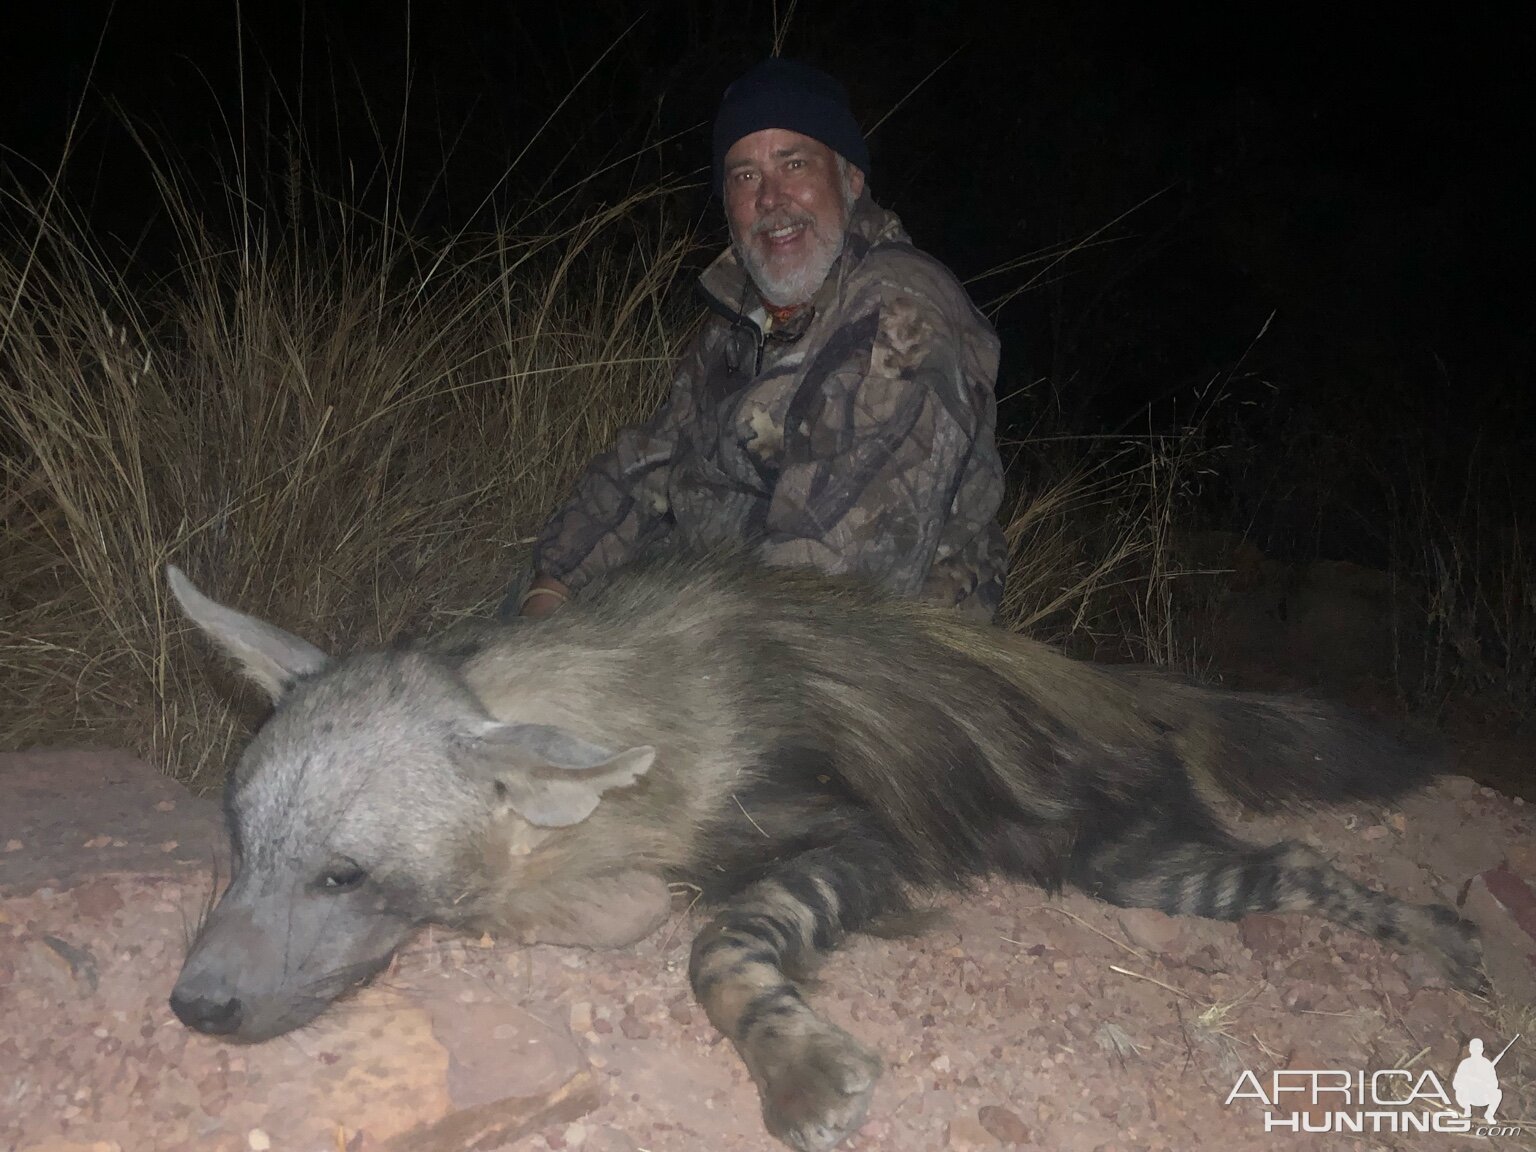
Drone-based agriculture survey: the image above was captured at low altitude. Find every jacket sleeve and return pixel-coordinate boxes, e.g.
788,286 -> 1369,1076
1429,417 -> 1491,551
531,345 -> 703,591
757,277 -> 998,598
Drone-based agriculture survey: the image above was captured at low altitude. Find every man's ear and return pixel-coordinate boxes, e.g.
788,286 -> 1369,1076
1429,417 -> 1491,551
468,721 -> 656,828
167,565 -> 330,703
846,163 -> 866,201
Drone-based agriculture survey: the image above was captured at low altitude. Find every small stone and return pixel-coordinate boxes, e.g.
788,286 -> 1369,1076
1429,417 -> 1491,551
1116,907 -> 1185,953
978,1104 -> 1031,1143
944,1114 -> 999,1148
1238,914 -> 1290,959
583,1128 -> 637,1152
247,1130 -> 271,1151
856,1119 -> 892,1144
73,882 -> 124,919
1282,986 -> 1317,1011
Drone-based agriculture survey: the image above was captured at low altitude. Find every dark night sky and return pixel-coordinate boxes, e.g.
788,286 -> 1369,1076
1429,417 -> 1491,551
3,0 -> 1533,552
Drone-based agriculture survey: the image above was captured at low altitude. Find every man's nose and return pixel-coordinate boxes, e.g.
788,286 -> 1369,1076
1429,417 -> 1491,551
756,172 -> 786,210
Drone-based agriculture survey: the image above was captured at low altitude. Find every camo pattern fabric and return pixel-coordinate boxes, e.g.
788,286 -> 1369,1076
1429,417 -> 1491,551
533,194 -> 1008,620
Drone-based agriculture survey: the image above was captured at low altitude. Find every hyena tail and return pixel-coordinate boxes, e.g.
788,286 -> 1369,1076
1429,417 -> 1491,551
1137,674 -> 1445,811
1063,795 -> 1485,991
1057,677 -> 1482,991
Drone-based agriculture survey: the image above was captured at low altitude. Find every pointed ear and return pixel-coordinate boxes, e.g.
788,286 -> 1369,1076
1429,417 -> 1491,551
471,721 -> 656,828
167,564 -> 330,703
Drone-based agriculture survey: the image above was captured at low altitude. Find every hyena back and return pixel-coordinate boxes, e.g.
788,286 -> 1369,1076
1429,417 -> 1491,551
167,552 -> 1483,1152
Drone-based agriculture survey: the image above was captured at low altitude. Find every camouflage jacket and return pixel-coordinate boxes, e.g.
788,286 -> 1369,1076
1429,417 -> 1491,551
533,195 -> 1008,619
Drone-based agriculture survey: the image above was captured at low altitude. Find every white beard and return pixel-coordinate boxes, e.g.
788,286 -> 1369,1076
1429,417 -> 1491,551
732,181 -> 859,308
736,219 -> 846,308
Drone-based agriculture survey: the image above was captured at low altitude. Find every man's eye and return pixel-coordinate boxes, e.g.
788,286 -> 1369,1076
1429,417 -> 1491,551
318,864 -> 367,892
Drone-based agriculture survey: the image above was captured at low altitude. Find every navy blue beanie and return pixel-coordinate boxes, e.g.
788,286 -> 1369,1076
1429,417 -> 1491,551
712,59 -> 870,196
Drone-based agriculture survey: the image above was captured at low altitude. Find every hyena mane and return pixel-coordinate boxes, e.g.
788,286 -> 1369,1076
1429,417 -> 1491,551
167,550 -> 1484,1152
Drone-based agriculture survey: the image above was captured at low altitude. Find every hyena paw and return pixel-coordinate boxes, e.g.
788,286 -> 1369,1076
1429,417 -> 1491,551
1421,904 -> 1488,995
749,1020 -> 882,1152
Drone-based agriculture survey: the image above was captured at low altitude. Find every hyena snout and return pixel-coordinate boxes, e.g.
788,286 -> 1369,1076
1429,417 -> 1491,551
169,985 -> 246,1036
170,933 -> 273,1040
171,883 -> 413,1043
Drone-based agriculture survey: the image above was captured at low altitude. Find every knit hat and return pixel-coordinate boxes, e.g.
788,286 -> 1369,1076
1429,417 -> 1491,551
712,59 -> 870,196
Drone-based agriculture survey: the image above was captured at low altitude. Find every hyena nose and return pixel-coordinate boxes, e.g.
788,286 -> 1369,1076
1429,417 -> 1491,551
169,989 -> 245,1035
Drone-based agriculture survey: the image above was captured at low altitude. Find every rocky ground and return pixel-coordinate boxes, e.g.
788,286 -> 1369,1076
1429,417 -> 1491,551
1,741 -> 1532,1152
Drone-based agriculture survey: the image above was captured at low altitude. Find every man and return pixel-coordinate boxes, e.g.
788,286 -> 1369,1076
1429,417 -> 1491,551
512,58 -> 1007,621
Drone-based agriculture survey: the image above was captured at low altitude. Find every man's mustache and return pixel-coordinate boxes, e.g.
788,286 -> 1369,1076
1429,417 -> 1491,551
751,213 -> 816,239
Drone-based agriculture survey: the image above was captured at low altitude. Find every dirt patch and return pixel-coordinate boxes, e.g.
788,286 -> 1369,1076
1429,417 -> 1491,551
2,748 -> 1532,1151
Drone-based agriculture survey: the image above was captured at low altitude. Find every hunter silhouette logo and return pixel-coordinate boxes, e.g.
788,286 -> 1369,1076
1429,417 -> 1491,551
1454,1035 -> 1518,1123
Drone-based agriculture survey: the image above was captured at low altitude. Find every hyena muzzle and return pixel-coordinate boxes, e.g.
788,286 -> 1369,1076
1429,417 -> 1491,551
166,552 -> 1485,1152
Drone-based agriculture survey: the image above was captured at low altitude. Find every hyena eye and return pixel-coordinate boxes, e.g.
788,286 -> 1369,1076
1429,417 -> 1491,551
317,863 -> 368,893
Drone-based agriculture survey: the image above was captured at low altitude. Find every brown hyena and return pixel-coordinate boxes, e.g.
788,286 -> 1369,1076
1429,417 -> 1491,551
167,551 -> 1484,1151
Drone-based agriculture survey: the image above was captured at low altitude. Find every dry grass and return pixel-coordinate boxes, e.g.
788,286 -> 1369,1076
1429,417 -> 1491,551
0,165 -> 698,788
995,399 -> 1231,679
1386,476 -> 1536,722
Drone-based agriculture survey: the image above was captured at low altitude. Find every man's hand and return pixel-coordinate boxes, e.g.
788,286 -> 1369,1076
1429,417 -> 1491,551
519,575 -> 571,618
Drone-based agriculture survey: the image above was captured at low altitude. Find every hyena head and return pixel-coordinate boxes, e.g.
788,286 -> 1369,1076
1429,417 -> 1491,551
165,566 -> 655,1042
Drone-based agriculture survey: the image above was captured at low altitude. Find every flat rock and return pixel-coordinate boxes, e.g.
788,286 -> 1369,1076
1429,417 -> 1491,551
0,748 -> 226,891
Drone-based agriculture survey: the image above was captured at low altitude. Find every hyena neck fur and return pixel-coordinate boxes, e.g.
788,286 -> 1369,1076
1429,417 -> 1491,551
441,619 -> 736,946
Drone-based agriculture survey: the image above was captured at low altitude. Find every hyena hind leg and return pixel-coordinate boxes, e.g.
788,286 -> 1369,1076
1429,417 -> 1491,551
689,837 -> 911,1152
1073,832 -> 1486,994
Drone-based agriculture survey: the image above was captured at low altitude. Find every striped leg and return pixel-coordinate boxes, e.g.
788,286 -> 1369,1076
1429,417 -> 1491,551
1073,822 -> 1486,992
689,839 -> 909,1152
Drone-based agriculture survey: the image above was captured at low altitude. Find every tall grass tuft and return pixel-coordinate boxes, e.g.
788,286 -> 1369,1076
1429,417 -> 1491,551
1,157 -> 699,788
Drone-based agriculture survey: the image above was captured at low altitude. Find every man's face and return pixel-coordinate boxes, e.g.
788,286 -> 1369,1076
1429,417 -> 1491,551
722,128 -> 865,308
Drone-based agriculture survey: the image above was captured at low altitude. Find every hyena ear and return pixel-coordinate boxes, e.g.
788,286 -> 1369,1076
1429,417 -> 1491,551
167,565 -> 330,703
471,721 -> 656,828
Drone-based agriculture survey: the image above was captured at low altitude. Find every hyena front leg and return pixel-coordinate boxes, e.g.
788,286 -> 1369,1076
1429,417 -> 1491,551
689,838 -> 909,1152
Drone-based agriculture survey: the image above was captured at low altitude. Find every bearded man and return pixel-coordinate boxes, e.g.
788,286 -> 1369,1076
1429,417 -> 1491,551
510,59 -> 1007,621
